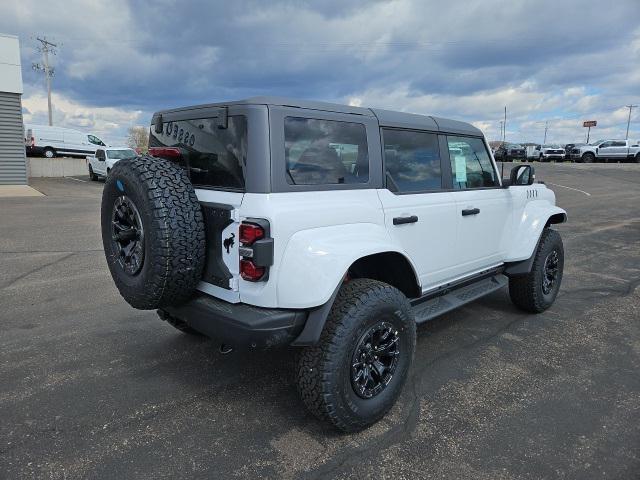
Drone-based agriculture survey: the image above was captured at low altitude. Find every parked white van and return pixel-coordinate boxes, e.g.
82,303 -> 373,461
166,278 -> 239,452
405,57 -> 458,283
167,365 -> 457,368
24,124 -> 107,158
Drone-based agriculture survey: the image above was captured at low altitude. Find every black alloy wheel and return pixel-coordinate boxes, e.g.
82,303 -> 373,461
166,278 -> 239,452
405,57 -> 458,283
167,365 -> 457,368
351,321 -> 400,399
296,279 -> 416,432
111,195 -> 145,276
541,250 -> 559,295
509,228 -> 564,313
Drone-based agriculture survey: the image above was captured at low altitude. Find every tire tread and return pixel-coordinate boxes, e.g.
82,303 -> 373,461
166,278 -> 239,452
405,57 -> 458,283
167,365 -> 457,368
102,155 -> 206,309
296,279 -> 415,432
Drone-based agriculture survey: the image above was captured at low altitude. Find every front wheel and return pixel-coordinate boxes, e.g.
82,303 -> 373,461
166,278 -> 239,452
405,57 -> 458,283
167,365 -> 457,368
44,148 -> 55,158
582,152 -> 595,163
296,279 -> 416,432
509,229 -> 564,313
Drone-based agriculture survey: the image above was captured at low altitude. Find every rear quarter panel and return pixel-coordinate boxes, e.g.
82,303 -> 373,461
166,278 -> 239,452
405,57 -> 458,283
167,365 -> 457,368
238,190 -> 408,309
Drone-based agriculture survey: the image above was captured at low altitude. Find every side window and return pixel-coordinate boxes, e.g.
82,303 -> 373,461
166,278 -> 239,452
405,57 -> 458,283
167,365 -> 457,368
447,136 -> 498,189
382,129 -> 442,192
96,150 -> 105,160
612,141 -> 626,147
284,117 -> 369,185
88,135 -> 105,146
599,141 -> 612,148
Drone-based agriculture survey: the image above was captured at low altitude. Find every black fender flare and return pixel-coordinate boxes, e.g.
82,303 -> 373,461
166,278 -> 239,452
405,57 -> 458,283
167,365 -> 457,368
290,281 -> 342,346
504,213 -> 566,276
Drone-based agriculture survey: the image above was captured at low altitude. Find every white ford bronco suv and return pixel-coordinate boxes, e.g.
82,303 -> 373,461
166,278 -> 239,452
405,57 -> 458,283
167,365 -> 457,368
101,97 -> 567,432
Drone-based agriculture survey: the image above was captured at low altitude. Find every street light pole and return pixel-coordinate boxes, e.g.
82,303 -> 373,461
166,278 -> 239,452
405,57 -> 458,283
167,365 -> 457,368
625,105 -> 637,140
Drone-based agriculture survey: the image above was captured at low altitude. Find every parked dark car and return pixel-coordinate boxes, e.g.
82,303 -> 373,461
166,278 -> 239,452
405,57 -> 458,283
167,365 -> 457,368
564,143 -> 584,160
494,143 -> 526,162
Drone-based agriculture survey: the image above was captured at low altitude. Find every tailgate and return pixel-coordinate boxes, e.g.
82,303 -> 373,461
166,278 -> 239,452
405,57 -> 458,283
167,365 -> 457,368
195,189 -> 244,302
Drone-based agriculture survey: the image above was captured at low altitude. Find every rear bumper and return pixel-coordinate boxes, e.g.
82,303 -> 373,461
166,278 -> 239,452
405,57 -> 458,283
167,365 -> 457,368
160,293 -> 308,349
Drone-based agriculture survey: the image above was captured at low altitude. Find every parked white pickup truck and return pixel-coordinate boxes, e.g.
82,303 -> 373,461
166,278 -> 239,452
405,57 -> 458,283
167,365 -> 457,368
86,147 -> 138,180
570,139 -> 640,163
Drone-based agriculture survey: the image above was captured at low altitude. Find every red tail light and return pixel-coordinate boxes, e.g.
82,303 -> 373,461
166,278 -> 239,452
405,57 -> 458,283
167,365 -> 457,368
239,223 -> 265,245
240,259 -> 265,281
148,147 -> 181,158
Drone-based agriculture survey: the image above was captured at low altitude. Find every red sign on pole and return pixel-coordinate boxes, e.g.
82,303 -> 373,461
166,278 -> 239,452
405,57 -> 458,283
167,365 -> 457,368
583,120 -> 597,127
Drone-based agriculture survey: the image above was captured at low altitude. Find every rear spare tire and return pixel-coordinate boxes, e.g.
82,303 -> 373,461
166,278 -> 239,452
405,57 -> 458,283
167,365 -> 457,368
101,155 -> 206,309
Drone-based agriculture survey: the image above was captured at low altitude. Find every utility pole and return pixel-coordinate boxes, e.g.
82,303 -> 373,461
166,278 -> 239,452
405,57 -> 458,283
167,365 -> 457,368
543,121 -> 548,144
32,37 -> 57,126
499,121 -> 504,143
503,106 -> 507,143
625,105 -> 637,140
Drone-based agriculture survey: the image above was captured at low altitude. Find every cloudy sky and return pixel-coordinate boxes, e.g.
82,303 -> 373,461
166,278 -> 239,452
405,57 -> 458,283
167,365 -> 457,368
3,0 -> 639,145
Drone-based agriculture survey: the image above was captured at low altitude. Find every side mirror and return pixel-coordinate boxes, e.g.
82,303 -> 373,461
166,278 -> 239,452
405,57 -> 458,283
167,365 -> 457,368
510,164 -> 535,186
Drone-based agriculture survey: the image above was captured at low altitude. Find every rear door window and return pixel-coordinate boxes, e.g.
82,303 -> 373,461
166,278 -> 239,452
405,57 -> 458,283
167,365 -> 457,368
284,117 -> 369,185
382,129 -> 442,192
447,136 -> 498,189
149,116 -> 247,191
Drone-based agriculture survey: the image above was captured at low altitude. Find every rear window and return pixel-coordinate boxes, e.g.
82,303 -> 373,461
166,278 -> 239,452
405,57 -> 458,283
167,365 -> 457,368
149,115 -> 247,191
284,117 -> 369,185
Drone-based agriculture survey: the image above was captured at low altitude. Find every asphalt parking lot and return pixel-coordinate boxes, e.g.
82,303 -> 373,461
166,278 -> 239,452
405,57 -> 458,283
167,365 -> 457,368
1,163 -> 639,479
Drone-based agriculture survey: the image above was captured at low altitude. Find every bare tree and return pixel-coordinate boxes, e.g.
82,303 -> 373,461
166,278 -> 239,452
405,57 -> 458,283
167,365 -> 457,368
127,126 -> 149,152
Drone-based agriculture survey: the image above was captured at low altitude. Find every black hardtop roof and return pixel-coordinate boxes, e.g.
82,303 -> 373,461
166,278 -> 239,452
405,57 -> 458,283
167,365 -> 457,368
155,96 -> 482,136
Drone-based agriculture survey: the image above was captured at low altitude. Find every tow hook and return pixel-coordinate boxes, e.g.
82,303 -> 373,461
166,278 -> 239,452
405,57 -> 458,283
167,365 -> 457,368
219,344 -> 233,355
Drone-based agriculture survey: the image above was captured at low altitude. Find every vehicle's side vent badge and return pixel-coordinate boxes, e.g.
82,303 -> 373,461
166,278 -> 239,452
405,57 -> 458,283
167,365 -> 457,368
526,189 -> 538,199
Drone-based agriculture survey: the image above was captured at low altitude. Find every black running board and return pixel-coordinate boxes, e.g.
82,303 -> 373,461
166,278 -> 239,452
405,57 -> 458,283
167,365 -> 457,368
411,274 -> 508,324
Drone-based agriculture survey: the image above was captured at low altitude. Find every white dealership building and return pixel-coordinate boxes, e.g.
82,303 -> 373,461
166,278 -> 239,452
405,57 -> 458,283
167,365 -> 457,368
0,34 -> 27,185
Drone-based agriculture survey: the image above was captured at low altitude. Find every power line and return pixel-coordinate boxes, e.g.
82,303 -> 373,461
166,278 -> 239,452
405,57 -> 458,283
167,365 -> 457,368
32,36 -> 58,126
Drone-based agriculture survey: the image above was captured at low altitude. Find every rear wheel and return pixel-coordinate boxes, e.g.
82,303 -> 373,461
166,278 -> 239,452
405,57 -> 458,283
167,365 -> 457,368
509,229 -> 564,313
88,165 -> 98,181
296,279 -> 416,432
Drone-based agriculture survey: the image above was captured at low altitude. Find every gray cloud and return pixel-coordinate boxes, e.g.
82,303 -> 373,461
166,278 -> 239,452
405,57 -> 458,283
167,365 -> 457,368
2,0 -> 639,143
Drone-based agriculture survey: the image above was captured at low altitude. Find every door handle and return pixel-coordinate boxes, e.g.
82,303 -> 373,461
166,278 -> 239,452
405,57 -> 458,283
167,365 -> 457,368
393,215 -> 418,225
461,208 -> 480,216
